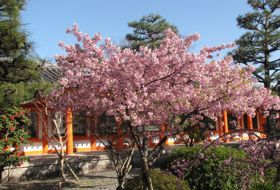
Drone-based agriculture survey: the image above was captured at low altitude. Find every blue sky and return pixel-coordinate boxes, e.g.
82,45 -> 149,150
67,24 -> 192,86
22,0 -> 251,62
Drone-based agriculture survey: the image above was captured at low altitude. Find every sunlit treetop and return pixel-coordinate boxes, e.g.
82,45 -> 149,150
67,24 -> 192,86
52,24 -> 280,127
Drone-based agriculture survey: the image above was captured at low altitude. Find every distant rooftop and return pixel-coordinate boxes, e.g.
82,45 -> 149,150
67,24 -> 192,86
41,63 -> 62,83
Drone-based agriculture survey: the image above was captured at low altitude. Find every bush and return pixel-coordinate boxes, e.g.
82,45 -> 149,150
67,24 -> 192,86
167,145 -> 202,162
165,145 -> 248,190
0,107 -> 30,175
124,169 -> 190,190
249,167 -> 280,190
250,183 -> 275,190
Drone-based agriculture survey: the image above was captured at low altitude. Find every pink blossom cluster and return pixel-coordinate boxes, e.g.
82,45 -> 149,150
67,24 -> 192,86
167,159 -> 191,179
52,24 -> 280,128
240,139 -> 279,176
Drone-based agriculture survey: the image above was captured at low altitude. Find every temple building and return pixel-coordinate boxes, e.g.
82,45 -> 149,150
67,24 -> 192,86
19,64 -> 267,156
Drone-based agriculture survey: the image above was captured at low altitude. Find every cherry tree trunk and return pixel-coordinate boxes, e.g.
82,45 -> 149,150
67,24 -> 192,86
58,137 -> 67,182
59,156 -> 67,182
142,136 -> 153,190
116,178 -> 125,190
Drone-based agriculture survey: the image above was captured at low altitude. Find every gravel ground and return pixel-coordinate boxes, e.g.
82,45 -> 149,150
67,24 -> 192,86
0,170 -> 135,190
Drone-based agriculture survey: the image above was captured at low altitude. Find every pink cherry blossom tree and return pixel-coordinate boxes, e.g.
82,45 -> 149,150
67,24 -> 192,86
53,24 -> 280,190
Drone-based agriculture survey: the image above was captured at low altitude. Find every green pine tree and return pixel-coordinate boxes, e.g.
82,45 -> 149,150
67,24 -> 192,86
231,0 -> 280,92
126,14 -> 179,50
0,0 -> 50,110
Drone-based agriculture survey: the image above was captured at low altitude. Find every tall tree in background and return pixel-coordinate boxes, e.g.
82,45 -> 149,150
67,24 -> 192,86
126,14 -> 178,50
231,0 -> 280,92
0,0 -> 49,109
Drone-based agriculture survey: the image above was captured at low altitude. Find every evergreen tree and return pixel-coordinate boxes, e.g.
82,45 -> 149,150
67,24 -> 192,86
231,0 -> 280,91
126,14 -> 178,50
0,0 -> 49,109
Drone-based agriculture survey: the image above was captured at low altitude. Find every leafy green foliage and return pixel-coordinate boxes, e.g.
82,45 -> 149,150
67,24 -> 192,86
0,0 -> 51,109
126,14 -> 178,50
124,169 -> 190,190
0,107 -> 30,174
250,183 -> 276,190
230,0 -> 280,91
250,167 -> 280,190
166,146 -> 249,190
167,145 -> 202,162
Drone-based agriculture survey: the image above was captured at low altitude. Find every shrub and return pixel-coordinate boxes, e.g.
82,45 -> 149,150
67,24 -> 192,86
165,145 -> 249,190
0,107 -> 30,179
124,169 -> 190,190
167,145 -> 202,162
249,167 -> 280,190
250,183 -> 275,190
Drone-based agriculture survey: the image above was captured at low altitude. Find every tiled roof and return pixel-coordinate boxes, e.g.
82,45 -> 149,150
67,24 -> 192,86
41,63 -> 62,83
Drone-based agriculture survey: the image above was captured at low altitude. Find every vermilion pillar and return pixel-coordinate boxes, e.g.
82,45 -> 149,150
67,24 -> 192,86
42,113 -> 48,154
66,107 -> 73,154
223,110 -> 229,142
247,115 -> 253,130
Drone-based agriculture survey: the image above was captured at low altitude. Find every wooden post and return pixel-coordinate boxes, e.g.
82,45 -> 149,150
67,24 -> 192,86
247,115 -> 253,140
217,116 -> 223,137
223,110 -> 229,142
66,107 -> 73,154
42,113 -> 48,154
247,115 -> 253,130
116,120 -> 124,150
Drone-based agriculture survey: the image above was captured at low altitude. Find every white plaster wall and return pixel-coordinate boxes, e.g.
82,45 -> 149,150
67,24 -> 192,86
47,141 -> 66,150
167,137 -> 175,144
254,132 -> 261,137
21,142 -> 42,152
210,134 -> 219,141
152,137 -> 160,144
74,139 -> 91,149
242,133 -> 249,140
96,139 -> 109,147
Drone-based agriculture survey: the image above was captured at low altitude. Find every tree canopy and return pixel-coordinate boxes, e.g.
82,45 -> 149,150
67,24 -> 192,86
53,24 -> 279,190
0,0 -> 50,109
231,0 -> 280,92
126,14 -> 178,50
55,25 -> 279,124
